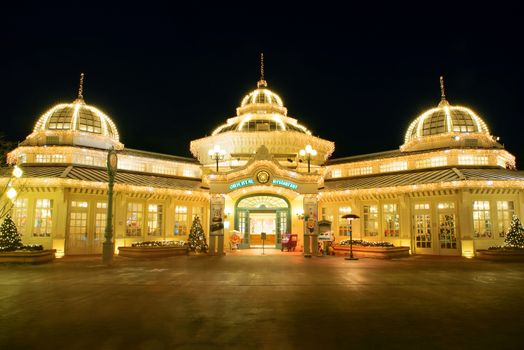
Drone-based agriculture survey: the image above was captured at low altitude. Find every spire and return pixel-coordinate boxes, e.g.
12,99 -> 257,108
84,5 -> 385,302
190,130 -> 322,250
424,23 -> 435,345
257,52 -> 267,88
75,73 -> 85,103
440,76 -> 446,100
438,75 -> 449,107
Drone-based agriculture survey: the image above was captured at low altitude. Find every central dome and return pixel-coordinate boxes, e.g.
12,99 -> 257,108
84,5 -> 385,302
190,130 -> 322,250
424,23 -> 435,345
191,57 -> 335,167
240,80 -> 284,108
211,78 -> 311,135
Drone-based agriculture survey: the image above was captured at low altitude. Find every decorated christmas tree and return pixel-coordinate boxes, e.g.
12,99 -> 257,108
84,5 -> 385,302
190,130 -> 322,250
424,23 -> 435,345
188,215 -> 208,253
504,214 -> 524,248
0,214 -> 22,251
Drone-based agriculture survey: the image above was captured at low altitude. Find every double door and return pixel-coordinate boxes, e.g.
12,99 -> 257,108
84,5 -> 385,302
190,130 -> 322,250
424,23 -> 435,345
237,209 -> 288,249
412,202 -> 458,255
67,200 -> 108,255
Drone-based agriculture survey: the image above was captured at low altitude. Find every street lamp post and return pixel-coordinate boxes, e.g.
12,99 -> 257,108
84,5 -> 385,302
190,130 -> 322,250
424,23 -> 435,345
103,147 -> 118,265
208,145 -> 226,172
342,213 -> 360,260
299,144 -> 317,173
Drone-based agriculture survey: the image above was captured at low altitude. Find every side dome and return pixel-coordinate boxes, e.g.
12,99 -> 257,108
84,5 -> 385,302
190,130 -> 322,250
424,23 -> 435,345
33,100 -> 119,140
21,74 -> 123,150
401,77 -> 499,152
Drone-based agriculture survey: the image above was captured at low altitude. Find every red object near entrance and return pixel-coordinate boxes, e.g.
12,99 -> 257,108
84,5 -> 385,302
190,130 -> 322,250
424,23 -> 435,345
281,234 -> 298,252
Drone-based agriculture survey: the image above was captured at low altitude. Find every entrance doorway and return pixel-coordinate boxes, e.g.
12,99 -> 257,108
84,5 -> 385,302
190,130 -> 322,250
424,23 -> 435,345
412,202 -> 459,255
235,194 -> 290,249
66,200 -> 107,255
249,212 -> 277,246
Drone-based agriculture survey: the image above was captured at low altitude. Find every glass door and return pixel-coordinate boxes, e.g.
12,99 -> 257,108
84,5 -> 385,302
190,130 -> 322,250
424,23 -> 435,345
276,209 -> 288,249
413,203 -> 434,254
67,201 -> 89,255
237,209 -> 250,248
249,212 -> 276,246
437,202 -> 458,255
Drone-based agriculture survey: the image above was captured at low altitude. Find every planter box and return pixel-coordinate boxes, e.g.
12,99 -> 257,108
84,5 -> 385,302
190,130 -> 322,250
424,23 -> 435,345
118,246 -> 188,258
0,249 -> 56,264
476,249 -> 524,262
333,245 -> 410,259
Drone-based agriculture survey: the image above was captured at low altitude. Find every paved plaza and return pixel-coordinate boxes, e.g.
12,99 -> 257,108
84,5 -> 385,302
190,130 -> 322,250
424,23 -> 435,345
1,252 -> 524,349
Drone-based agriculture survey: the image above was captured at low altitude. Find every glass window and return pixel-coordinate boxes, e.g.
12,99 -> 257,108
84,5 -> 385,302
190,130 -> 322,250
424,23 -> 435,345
331,169 -> 342,178
183,168 -> 195,177
11,198 -> 28,235
452,111 -> 476,132
238,210 -> 248,240
47,107 -> 73,130
497,201 -> 515,237
151,165 -> 177,176
192,207 -> 203,222
383,204 -> 399,237
71,201 -> 88,208
458,155 -> 488,166
73,154 -> 105,167
77,109 -> 102,134
95,202 -> 107,242
126,202 -> 143,237
421,111 -> 447,136
414,203 -> 431,248
35,154 -> 66,163
415,156 -> 448,169
348,166 -> 373,176
118,158 -> 146,172
338,207 -> 352,236
473,201 -> 492,238
379,161 -> 407,173
363,205 -> 378,237
147,204 -> 163,236
174,206 -> 188,235
34,199 -> 53,237
69,208 -> 88,242
438,214 -> 457,249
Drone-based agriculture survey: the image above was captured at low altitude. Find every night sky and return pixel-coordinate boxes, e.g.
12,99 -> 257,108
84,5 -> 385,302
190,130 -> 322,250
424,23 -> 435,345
2,5 -> 523,164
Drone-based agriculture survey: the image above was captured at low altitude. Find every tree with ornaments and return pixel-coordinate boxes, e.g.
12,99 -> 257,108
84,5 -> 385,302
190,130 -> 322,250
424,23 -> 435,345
0,214 -> 22,251
188,215 -> 208,253
504,214 -> 524,249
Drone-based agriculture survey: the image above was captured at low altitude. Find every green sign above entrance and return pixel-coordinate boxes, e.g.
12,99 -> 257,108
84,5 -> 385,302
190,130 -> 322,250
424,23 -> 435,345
229,178 -> 255,190
272,178 -> 298,190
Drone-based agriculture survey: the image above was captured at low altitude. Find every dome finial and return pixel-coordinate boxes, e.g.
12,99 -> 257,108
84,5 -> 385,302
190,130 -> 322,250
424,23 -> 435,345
260,52 -> 264,81
257,52 -> 267,88
438,76 -> 449,107
440,76 -> 446,101
77,73 -> 85,101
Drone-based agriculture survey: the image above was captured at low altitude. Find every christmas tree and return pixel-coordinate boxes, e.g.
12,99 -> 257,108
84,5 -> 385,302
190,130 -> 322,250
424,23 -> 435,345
504,214 -> 524,248
188,215 -> 208,253
0,214 -> 22,251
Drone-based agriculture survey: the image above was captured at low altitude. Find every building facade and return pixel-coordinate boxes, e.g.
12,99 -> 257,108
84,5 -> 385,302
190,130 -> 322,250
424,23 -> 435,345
3,72 -> 524,257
